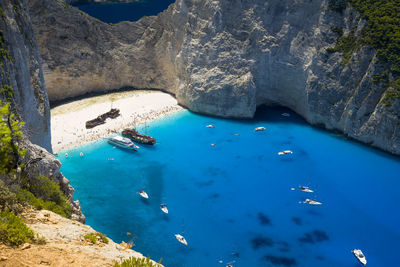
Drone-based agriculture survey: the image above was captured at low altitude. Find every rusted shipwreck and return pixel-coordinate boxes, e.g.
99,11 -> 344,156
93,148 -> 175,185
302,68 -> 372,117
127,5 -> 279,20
122,128 -> 156,145
85,108 -> 120,129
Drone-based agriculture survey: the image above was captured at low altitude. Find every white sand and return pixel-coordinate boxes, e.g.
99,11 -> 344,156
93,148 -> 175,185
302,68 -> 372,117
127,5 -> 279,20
51,90 -> 184,152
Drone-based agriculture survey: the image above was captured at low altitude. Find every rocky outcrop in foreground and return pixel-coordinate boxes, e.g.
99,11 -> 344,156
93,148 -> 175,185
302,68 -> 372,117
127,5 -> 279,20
28,0 -> 400,155
0,209 -> 154,267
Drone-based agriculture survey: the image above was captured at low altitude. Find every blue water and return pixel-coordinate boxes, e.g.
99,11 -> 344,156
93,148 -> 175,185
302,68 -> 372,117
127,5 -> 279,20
73,0 -> 175,23
58,107 -> 400,267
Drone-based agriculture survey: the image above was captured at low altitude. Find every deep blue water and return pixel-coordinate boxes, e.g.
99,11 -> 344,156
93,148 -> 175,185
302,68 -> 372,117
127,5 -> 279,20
73,0 -> 175,23
58,107 -> 400,267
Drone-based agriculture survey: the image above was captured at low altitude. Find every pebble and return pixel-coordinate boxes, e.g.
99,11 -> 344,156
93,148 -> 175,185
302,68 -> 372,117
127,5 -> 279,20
0,256 -> 7,261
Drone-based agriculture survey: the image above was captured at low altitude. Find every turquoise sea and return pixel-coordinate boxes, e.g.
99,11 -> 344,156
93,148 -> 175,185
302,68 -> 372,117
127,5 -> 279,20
58,106 -> 400,267
73,0 -> 175,23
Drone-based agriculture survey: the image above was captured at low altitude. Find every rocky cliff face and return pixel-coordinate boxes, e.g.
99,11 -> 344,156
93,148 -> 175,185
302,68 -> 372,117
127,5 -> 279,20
0,0 -> 51,151
28,0 -> 400,155
0,0 -> 84,222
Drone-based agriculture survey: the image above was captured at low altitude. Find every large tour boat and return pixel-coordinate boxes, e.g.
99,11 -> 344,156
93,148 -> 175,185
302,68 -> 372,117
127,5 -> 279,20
108,135 -> 140,150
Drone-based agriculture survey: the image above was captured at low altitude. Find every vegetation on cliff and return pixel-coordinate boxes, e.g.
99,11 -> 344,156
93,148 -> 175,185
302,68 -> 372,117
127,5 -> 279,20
0,100 -> 71,246
329,0 -> 400,105
114,257 -> 162,267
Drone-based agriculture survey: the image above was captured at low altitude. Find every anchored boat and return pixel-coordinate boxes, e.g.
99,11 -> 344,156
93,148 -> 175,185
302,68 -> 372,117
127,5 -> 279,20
108,136 -> 140,150
122,128 -> 156,145
299,186 -> 314,193
138,190 -> 149,199
160,204 -> 169,214
303,198 -> 322,205
175,234 -> 188,246
278,150 -> 293,155
352,249 -> 367,266
254,126 -> 266,131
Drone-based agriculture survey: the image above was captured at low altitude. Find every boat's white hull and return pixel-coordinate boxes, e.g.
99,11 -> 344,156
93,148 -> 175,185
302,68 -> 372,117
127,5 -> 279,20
161,206 -> 168,214
175,234 -> 187,246
352,249 -> 367,265
139,192 -> 149,199
255,127 -> 266,131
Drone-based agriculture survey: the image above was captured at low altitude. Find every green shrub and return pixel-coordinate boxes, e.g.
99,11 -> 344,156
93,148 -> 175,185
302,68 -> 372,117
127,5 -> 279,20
0,210 -> 34,246
113,257 -> 162,267
16,188 -> 71,218
84,232 -> 109,244
0,179 -> 17,211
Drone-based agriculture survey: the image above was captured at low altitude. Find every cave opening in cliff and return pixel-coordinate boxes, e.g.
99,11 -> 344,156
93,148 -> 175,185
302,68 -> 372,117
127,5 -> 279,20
72,0 -> 175,24
254,105 -> 305,126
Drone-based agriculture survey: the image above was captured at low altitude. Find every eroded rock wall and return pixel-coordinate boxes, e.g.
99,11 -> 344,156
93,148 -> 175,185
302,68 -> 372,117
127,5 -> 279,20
0,0 -> 51,151
28,0 -> 400,154
0,0 -> 84,221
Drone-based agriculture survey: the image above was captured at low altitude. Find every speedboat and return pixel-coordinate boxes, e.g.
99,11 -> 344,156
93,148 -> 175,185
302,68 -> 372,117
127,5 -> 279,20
299,186 -> 314,193
108,136 -> 140,150
303,198 -> 322,205
281,113 -> 290,117
175,234 -> 188,246
278,150 -> 293,155
254,127 -> 266,131
206,124 -> 215,128
138,190 -> 149,199
160,204 -> 168,214
352,249 -> 367,266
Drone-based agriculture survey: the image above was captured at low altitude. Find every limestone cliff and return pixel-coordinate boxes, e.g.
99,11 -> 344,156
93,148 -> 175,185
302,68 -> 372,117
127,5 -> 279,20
0,0 -> 50,151
28,0 -> 400,155
0,0 -> 84,222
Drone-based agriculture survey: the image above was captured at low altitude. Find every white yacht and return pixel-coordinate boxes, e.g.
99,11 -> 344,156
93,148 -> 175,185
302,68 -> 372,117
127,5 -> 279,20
138,190 -> 149,199
299,186 -> 314,193
278,150 -> 293,155
160,204 -> 169,214
175,234 -> 188,246
352,249 -> 367,266
108,136 -> 140,150
254,126 -> 266,131
206,124 -> 215,128
303,198 -> 322,205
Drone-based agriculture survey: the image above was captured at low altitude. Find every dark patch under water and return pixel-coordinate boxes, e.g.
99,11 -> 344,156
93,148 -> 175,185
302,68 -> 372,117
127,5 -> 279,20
262,255 -> 297,266
292,217 -> 303,226
299,230 -> 329,244
251,236 -> 274,250
258,212 -> 271,226
196,180 -> 214,187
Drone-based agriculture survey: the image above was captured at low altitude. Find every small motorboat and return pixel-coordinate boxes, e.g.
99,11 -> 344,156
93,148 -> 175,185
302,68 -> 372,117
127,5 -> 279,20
175,234 -> 188,246
352,249 -> 367,266
160,204 -> 168,214
254,127 -> 266,131
138,190 -> 149,199
299,186 -> 314,193
206,124 -> 215,128
211,143 -> 216,147
278,150 -> 293,155
303,198 -> 322,205
281,113 -> 291,117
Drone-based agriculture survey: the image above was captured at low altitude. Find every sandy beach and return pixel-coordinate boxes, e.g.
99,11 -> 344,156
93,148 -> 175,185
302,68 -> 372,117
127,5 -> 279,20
51,90 -> 184,152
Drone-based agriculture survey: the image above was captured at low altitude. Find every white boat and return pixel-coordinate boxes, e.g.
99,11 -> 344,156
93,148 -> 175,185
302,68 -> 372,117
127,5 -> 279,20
254,127 -> 266,131
278,150 -> 293,155
206,124 -> 215,128
303,198 -> 322,205
175,234 -> 187,246
281,113 -> 291,117
160,204 -> 168,214
138,190 -> 149,199
108,136 -> 140,150
299,186 -> 314,193
352,249 -> 367,266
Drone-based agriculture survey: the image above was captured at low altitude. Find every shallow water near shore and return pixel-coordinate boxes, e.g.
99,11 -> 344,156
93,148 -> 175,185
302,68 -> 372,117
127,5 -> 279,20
58,107 -> 400,267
